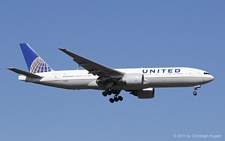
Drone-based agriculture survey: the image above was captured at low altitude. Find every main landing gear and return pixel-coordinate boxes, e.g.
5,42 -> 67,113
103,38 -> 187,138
102,89 -> 123,103
193,85 -> 201,96
109,95 -> 123,103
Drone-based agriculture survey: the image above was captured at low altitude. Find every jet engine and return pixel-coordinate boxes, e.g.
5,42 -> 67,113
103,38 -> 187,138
130,88 -> 155,99
121,73 -> 143,85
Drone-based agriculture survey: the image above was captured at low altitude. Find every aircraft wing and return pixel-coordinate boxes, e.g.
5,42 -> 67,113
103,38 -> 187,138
59,48 -> 124,77
8,68 -> 43,78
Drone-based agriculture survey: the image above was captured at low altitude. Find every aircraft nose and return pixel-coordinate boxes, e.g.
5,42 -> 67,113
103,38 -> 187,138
205,75 -> 214,82
210,75 -> 214,81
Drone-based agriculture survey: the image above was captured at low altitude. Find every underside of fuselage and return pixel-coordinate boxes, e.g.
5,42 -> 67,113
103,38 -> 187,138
32,76 -> 210,91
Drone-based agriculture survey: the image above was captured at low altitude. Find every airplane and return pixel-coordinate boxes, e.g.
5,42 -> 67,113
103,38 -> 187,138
8,43 -> 214,103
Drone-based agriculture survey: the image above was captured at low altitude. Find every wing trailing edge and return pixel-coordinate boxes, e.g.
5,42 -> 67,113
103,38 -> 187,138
58,48 -> 124,77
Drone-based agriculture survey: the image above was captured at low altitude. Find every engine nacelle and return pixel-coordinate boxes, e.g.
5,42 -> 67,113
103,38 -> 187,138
131,88 -> 155,99
121,73 -> 143,85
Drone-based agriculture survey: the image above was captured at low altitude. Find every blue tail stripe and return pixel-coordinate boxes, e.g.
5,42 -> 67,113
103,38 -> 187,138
20,43 -> 39,71
19,43 -> 53,73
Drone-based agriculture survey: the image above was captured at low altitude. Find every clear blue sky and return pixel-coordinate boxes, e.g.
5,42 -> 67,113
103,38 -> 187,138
1,1 -> 224,140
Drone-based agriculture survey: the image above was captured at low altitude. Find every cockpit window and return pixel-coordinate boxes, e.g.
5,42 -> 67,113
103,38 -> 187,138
204,72 -> 210,75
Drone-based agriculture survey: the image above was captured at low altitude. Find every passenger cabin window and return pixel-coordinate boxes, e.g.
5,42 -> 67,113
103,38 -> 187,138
204,72 -> 210,75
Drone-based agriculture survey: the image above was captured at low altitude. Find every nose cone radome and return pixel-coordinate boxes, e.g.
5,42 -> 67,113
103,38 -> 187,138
205,75 -> 214,83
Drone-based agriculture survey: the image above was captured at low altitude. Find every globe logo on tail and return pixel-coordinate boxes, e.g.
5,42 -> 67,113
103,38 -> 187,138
30,57 -> 53,73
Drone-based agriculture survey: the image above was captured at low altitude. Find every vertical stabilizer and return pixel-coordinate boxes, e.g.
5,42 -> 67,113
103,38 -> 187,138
20,43 -> 53,73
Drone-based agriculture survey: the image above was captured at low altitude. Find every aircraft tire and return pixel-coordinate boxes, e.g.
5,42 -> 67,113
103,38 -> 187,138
193,91 -> 197,96
109,98 -> 114,103
114,97 -> 118,102
102,91 -> 107,97
118,96 -> 123,101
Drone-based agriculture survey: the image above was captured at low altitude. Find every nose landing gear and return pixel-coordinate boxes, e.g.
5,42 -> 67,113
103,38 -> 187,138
193,85 -> 201,96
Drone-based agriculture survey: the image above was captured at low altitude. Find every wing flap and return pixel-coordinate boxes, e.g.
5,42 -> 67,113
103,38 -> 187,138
8,68 -> 43,78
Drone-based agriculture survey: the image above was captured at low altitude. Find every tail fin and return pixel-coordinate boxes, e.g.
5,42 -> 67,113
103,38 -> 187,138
20,43 -> 53,73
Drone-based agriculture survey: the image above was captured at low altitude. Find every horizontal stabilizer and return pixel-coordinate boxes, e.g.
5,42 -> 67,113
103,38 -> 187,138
8,68 -> 43,78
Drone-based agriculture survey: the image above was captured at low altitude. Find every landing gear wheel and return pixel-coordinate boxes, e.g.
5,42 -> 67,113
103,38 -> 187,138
118,96 -> 123,101
108,91 -> 112,95
102,91 -> 107,97
193,91 -> 197,96
114,97 -> 118,102
109,98 -> 114,103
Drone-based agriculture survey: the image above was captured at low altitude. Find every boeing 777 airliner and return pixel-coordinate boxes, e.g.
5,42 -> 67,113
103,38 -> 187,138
8,43 -> 214,103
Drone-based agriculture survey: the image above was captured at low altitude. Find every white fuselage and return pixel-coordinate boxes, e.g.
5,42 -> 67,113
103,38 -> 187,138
18,67 -> 214,90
